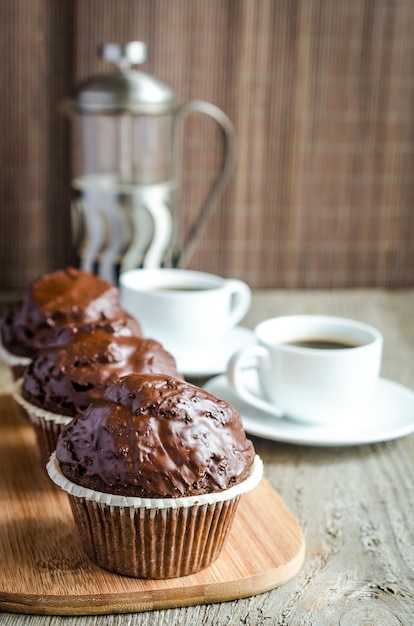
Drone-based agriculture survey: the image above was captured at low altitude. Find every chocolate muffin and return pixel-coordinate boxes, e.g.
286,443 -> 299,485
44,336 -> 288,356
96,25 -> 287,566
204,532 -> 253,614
47,373 -> 262,578
56,373 -> 255,496
15,327 -> 180,466
0,267 -> 141,379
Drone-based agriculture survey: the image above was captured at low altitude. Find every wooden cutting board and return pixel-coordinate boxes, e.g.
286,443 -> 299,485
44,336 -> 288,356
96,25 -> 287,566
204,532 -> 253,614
0,392 -> 305,616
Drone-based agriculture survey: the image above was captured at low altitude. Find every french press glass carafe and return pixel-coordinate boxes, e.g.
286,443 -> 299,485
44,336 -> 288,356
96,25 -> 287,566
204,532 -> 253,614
62,41 -> 236,283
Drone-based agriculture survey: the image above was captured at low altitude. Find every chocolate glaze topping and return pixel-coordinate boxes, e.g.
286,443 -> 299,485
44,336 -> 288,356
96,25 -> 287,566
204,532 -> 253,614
56,373 -> 255,498
1,267 -> 138,357
45,312 -> 142,348
22,328 -> 179,416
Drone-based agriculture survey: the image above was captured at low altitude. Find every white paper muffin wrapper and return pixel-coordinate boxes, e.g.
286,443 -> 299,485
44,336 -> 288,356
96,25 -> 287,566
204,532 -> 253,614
46,452 -> 263,510
13,378 -> 74,426
0,336 -> 31,367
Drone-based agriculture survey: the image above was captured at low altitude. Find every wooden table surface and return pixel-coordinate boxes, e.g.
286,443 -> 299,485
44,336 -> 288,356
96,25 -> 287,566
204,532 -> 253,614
1,288 -> 414,625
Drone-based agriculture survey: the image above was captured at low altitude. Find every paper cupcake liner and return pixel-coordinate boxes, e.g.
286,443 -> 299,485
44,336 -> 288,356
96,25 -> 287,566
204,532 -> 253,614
13,379 -> 74,469
47,452 -> 263,510
0,337 -> 31,381
13,379 -> 74,425
47,453 -> 263,578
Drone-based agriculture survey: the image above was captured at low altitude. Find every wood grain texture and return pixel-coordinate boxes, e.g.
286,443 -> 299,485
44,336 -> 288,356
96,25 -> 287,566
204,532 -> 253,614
0,289 -> 413,625
0,390 -> 304,616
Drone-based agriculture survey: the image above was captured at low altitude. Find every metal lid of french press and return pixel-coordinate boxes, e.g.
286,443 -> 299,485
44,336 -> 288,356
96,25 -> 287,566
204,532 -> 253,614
63,41 -> 177,115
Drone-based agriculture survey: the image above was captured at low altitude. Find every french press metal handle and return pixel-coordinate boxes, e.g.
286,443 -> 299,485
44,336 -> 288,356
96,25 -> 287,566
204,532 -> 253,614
101,42 -> 237,269
171,99 -> 237,268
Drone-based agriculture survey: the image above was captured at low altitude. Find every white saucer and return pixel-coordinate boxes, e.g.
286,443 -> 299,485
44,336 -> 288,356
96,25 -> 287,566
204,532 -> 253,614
204,370 -> 414,447
173,326 -> 255,377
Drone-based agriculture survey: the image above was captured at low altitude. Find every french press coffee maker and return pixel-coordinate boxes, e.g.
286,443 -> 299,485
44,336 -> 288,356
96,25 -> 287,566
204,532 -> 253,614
62,41 -> 236,283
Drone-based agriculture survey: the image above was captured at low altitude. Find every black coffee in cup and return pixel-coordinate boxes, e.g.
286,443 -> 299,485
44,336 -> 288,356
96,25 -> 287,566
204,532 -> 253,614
151,285 -> 215,292
284,339 -> 360,350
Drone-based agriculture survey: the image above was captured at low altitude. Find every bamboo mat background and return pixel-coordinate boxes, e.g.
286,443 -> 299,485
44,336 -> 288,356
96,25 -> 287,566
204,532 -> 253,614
1,0 -> 413,290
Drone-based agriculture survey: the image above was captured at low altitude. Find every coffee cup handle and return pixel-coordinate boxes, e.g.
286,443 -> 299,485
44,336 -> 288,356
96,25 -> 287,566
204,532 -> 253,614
224,280 -> 252,329
227,345 -> 284,418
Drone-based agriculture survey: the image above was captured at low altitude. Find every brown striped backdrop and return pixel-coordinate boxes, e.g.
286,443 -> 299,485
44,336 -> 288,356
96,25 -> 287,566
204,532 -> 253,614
1,0 -> 413,290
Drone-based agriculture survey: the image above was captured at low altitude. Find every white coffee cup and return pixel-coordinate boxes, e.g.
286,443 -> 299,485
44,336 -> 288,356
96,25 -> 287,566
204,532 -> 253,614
120,268 -> 251,354
227,315 -> 383,425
